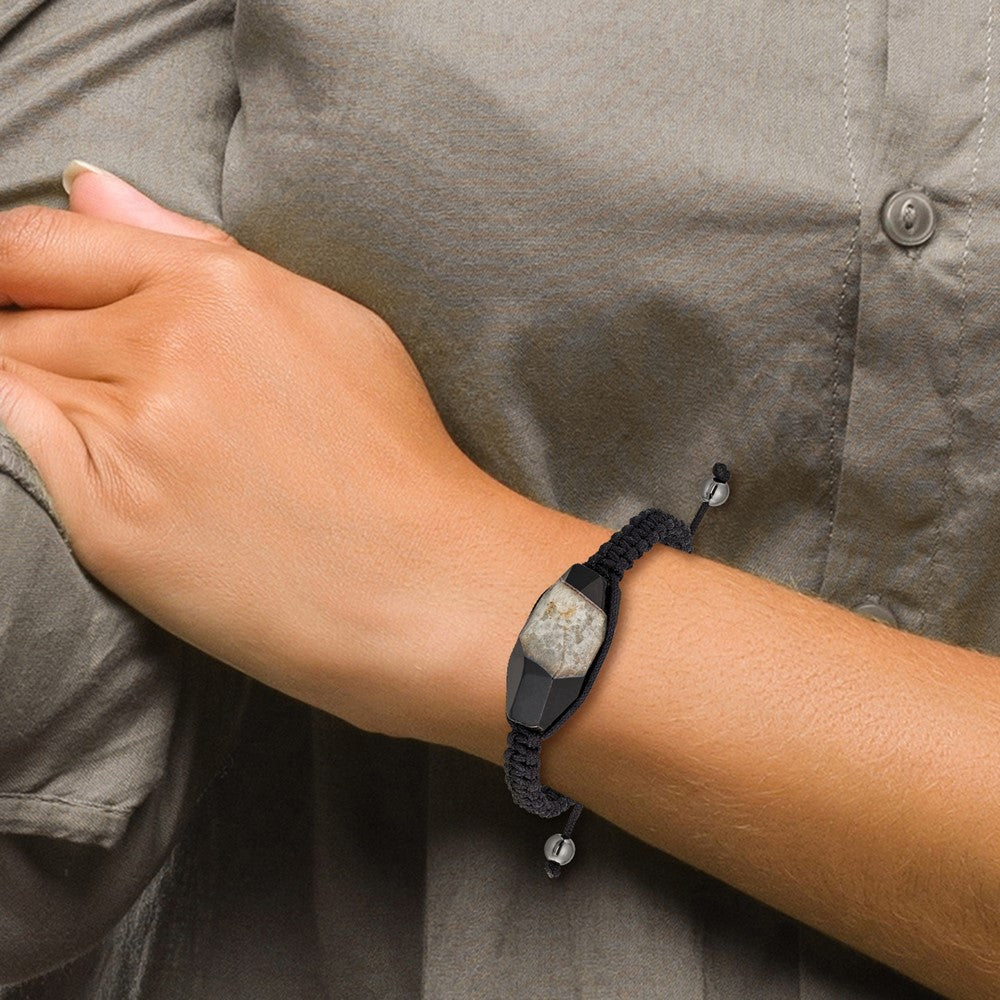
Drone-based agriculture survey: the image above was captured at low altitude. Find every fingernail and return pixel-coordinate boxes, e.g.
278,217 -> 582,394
61,159 -> 113,195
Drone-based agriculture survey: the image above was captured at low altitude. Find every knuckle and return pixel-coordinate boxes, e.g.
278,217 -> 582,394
149,248 -> 255,357
0,354 -> 27,381
157,244 -> 251,308
198,246 -> 252,292
0,204 -> 59,263
364,309 -> 414,370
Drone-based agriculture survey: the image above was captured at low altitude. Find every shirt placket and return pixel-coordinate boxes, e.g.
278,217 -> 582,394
817,1 -> 997,647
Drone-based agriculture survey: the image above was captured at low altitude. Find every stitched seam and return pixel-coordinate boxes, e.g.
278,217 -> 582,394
919,0 -> 993,637
822,0 -> 863,598
806,3 -> 861,987
0,791 -> 131,816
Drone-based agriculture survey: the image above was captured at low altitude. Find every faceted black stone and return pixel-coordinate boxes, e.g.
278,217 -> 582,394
505,564 -> 610,732
563,562 -> 606,609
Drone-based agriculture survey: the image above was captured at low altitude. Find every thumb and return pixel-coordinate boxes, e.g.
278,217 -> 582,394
62,160 -> 238,246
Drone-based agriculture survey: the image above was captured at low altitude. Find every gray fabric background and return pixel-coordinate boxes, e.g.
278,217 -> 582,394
2,0 -> 992,996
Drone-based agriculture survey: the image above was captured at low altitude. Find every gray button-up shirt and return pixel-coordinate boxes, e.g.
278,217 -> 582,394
1,1 -> 990,996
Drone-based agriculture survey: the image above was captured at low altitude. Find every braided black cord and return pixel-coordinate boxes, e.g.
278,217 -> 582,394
503,463 -> 731,878
584,507 -> 693,583
503,724 -> 574,817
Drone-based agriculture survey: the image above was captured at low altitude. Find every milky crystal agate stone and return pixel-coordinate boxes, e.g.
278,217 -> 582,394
506,563 -> 610,732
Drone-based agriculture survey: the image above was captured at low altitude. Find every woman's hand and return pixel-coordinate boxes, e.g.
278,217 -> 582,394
0,165 -> 519,742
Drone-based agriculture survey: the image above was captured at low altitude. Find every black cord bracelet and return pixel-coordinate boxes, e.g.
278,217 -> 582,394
503,462 -> 731,879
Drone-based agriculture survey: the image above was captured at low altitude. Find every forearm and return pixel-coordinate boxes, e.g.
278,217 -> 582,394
436,484 -> 1000,1000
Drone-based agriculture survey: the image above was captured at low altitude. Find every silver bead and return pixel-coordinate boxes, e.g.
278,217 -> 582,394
700,477 -> 729,507
544,833 -> 576,866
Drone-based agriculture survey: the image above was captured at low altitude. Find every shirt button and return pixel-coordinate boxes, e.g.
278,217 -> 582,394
881,189 -> 937,247
852,599 -> 898,627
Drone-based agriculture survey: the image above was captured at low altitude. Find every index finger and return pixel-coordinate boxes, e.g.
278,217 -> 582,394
0,204 -> 177,309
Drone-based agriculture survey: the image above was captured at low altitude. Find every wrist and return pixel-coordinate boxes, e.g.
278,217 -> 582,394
427,478 -> 613,762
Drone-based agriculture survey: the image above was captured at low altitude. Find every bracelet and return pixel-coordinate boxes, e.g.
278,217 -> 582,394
503,462 -> 731,879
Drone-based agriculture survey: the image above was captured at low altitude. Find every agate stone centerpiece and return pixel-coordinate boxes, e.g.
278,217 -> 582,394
506,563 -> 611,732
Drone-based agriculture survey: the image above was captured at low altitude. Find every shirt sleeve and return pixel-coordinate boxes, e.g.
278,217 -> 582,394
0,429 -> 251,984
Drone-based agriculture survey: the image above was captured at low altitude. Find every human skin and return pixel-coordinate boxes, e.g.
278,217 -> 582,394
0,167 -> 997,999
